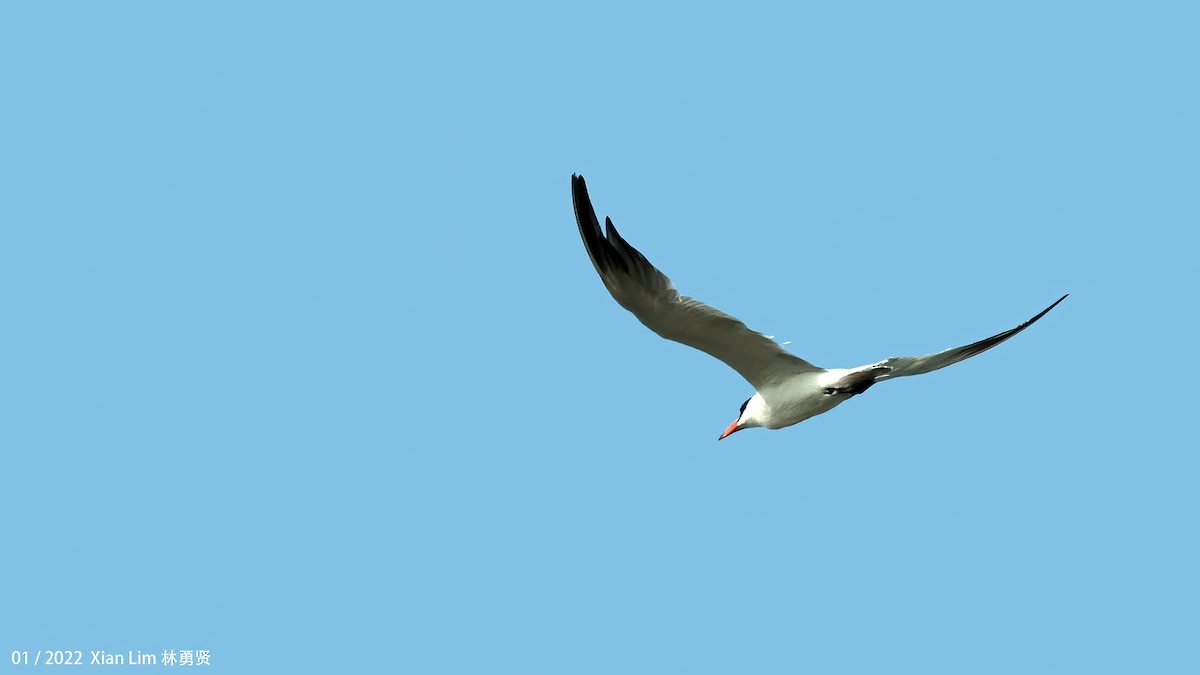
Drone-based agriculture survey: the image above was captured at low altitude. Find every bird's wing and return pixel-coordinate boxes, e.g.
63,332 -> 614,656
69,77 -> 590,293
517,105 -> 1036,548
572,175 -> 822,390
875,294 -> 1068,380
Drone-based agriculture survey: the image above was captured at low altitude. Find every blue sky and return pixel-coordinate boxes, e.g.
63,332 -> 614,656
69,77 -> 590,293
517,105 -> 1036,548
2,1 -> 1196,673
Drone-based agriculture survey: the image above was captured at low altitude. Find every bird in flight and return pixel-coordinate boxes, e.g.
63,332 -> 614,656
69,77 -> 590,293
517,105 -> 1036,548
571,174 -> 1067,440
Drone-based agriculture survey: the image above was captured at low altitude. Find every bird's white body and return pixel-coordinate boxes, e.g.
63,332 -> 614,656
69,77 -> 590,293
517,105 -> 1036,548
743,365 -> 886,430
570,174 -> 1066,439
743,383 -> 833,431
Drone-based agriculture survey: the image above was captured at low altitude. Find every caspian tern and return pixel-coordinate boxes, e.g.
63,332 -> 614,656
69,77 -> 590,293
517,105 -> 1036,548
571,174 -> 1067,440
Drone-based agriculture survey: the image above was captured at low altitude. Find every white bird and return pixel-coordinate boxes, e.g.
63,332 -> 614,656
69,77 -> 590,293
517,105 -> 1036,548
571,174 -> 1067,440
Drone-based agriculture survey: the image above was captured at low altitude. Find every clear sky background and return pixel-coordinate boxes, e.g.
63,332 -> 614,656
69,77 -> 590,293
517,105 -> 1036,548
2,2 -> 1196,673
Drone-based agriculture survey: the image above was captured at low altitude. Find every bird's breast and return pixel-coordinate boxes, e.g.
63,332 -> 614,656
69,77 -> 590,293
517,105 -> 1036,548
759,374 -> 847,429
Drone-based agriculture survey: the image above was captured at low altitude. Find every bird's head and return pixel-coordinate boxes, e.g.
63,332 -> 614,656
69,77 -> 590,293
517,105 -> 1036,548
719,394 -> 765,440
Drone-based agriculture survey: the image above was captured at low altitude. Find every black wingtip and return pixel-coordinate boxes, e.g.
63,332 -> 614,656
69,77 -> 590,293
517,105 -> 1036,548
571,173 -> 623,276
571,174 -> 592,213
1033,293 -> 1069,322
571,174 -> 595,220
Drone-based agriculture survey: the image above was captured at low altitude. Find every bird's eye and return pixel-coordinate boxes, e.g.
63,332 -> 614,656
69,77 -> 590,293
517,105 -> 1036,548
739,398 -> 751,416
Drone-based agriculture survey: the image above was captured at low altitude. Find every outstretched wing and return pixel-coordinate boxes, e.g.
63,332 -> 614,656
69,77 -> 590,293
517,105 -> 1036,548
876,294 -> 1068,380
572,174 -> 822,389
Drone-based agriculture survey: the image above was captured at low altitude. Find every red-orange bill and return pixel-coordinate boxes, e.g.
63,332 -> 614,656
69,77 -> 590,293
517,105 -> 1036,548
718,419 -> 740,440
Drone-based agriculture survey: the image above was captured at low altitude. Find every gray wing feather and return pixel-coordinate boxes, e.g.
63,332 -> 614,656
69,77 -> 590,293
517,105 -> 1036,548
572,175 -> 822,389
877,294 -> 1068,380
